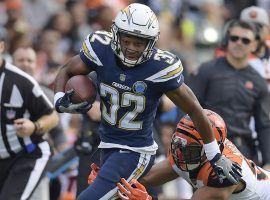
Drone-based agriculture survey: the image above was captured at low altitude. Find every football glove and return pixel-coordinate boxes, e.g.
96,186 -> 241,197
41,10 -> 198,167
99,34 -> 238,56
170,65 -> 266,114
117,178 -> 152,200
88,163 -> 100,185
210,153 -> 242,184
55,90 -> 92,114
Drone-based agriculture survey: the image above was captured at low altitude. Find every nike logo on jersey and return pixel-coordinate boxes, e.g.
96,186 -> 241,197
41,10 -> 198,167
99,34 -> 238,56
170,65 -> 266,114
177,76 -> 182,83
119,149 -> 131,153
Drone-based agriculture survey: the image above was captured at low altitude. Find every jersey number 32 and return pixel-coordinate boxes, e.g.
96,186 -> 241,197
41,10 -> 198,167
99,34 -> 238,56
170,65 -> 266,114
100,83 -> 145,131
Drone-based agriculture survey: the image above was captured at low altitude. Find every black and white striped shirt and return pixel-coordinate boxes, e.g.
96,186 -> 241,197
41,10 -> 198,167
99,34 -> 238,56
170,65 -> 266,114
0,60 -> 53,159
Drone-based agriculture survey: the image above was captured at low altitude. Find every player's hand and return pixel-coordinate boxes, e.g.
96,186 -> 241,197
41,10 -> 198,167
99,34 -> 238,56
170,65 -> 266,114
55,90 -> 92,114
117,178 -> 152,200
210,153 -> 242,184
88,163 -> 100,185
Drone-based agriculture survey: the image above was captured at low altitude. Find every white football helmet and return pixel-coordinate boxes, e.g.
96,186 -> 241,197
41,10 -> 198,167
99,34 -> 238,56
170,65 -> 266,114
111,3 -> 160,67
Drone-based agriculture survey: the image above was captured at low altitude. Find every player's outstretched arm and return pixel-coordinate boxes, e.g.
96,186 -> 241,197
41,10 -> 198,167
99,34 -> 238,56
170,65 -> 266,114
54,55 -> 92,113
165,84 -> 242,184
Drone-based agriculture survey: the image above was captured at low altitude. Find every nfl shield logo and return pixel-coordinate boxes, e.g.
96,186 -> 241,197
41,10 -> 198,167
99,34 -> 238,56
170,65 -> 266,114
120,74 -> 126,82
6,109 -> 16,120
132,81 -> 147,94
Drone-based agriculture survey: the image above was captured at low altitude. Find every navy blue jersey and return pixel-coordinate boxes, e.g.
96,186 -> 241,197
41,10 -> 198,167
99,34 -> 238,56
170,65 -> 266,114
80,31 -> 184,148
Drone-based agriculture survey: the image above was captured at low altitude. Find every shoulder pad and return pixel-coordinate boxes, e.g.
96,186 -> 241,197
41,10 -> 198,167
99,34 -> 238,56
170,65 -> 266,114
146,50 -> 183,83
152,49 -> 179,65
90,31 -> 112,44
81,31 -> 112,66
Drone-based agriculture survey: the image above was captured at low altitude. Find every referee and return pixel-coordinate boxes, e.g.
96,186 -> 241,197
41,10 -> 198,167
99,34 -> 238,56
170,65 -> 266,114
0,30 -> 59,199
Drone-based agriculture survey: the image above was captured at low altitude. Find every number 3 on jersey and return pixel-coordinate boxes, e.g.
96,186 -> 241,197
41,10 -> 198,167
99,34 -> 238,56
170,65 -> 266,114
100,83 -> 145,130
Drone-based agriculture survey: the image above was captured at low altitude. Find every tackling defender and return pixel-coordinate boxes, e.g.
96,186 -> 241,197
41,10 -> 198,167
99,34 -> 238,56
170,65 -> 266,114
115,110 -> 270,200
54,3 -> 241,199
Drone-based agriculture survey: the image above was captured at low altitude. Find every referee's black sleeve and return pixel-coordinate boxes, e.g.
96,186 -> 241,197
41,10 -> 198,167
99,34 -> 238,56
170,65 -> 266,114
25,81 -> 53,122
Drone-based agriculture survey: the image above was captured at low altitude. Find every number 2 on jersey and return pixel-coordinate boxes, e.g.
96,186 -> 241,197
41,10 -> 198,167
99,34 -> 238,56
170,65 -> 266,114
100,83 -> 145,130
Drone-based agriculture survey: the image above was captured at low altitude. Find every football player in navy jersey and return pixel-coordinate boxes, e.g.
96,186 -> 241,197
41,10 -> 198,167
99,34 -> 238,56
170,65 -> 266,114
54,3 -> 242,200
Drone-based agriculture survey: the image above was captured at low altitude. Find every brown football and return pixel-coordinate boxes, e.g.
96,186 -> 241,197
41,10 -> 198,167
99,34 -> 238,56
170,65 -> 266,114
65,75 -> 97,104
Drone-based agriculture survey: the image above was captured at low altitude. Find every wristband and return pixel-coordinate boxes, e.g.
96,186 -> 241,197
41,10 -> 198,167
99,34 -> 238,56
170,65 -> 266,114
33,121 -> 42,135
203,140 -> 221,160
54,92 -> 65,106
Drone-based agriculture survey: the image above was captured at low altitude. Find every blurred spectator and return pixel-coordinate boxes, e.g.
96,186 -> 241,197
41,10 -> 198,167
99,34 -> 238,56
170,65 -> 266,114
0,27 -> 12,62
90,5 -> 116,32
241,6 -> 270,89
68,1 -> 93,52
13,47 -> 37,77
84,0 -> 130,24
44,11 -> 73,55
4,0 -> 32,53
102,0 -> 134,13
84,0 -> 103,10
223,0 -> 256,19
257,0 -> 270,13
188,20 -> 270,167
240,6 -> 270,170
36,29 -> 65,85
22,0 -> 66,33
148,0 -> 183,18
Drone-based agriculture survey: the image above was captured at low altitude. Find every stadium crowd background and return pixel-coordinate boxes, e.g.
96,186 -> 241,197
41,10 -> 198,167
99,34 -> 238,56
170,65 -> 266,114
0,0 -> 270,199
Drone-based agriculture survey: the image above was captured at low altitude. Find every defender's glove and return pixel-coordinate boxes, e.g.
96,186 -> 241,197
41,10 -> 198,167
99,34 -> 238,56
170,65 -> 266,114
117,178 -> 152,200
88,163 -> 100,185
55,90 -> 92,114
210,153 -> 242,184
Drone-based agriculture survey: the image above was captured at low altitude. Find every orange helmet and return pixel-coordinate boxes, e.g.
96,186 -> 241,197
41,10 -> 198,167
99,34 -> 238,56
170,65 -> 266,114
171,109 -> 227,171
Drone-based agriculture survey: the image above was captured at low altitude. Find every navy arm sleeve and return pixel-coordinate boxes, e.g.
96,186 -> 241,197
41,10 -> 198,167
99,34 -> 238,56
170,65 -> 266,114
26,80 -> 54,121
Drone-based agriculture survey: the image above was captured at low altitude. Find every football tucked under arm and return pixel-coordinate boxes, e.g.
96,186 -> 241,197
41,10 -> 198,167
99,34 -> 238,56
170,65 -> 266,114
65,75 -> 97,104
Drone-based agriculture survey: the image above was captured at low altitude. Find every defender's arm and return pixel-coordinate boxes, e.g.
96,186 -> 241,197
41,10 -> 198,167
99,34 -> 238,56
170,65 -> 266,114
140,159 -> 178,187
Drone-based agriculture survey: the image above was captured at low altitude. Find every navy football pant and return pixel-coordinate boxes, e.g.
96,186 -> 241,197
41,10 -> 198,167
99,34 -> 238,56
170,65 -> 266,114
77,148 -> 155,200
